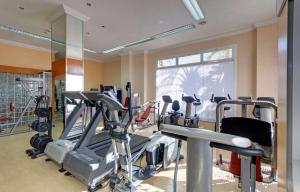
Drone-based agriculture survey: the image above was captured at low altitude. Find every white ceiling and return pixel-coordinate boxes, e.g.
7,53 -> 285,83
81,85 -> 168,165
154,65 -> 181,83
0,0 -> 277,61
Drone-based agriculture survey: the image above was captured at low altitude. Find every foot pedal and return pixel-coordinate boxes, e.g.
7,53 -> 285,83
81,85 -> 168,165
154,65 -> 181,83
31,155 -> 37,159
179,154 -> 184,160
59,168 -> 66,172
64,172 -> 72,176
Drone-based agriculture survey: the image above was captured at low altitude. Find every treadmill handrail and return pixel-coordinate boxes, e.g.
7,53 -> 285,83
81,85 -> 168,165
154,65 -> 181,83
98,93 -> 124,111
160,124 -> 251,148
63,91 -> 87,100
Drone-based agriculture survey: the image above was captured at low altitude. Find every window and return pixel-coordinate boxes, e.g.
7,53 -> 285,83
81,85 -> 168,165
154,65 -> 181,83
156,46 -> 236,121
178,54 -> 201,65
203,48 -> 233,62
157,58 -> 176,68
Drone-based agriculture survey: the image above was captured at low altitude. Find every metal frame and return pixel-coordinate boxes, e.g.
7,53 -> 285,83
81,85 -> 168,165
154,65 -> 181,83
0,71 -> 51,136
215,99 -> 278,181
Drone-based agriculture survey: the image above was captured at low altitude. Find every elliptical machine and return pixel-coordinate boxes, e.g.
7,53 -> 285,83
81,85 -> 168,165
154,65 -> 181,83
26,94 -> 53,159
99,83 -> 178,192
158,95 -> 182,126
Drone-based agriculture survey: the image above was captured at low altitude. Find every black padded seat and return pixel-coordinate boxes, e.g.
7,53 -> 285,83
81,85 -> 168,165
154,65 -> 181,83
221,117 -> 272,147
172,100 -> 180,112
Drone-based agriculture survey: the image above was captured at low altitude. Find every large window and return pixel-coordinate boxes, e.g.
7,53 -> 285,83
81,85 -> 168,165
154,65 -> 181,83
156,46 -> 236,121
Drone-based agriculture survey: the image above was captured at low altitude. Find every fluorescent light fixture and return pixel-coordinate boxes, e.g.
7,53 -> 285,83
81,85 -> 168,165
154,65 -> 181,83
182,0 -> 205,21
103,39 -> 153,54
102,46 -> 125,54
0,25 -> 49,41
152,24 -> 195,39
103,24 -> 196,54
123,38 -> 153,47
83,48 -> 97,53
0,24 -> 97,54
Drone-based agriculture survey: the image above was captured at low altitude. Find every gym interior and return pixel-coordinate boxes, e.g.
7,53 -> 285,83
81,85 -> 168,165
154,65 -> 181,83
0,0 -> 298,192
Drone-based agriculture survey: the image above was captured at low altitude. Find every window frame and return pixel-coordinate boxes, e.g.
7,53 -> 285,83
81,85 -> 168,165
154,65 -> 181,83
178,53 -> 202,66
156,57 -> 177,68
156,44 -> 236,70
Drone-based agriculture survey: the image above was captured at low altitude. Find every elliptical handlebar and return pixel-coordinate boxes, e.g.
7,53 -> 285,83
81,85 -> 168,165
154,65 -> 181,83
210,93 -> 231,103
124,82 -> 132,133
210,94 -> 214,102
194,94 -> 200,102
227,94 -> 232,100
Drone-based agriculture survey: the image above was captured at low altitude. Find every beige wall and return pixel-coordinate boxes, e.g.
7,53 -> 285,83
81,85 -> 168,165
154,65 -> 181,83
0,43 -> 51,70
84,60 -> 103,91
0,42 -> 104,91
102,58 -> 122,88
256,23 -> 279,100
115,25 -> 279,103
131,53 -> 145,103
0,24 -> 279,103
146,30 -> 257,101
277,3 -> 288,192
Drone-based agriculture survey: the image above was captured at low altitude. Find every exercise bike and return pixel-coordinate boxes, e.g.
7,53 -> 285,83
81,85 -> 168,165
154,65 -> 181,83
181,94 -> 201,128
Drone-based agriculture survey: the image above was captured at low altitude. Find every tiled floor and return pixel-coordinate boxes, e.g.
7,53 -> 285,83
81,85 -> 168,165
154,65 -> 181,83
0,122 -> 278,192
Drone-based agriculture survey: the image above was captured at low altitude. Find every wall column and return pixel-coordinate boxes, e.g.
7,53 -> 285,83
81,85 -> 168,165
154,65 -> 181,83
50,5 -> 89,120
256,23 -> 279,100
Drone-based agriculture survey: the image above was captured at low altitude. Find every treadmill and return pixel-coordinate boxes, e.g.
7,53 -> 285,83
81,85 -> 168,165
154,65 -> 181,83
62,91 -> 149,192
44,91 -> 95,166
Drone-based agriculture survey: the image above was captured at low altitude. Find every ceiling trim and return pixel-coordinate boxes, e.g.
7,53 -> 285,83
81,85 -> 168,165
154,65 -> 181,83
253,18 -> 278,28
63,4 -> 90,22
84,57 -> 103,63
147,26 -> 256,54
0,38 -> 103,62
48,4 -> 90,23
0,38 -> 51,52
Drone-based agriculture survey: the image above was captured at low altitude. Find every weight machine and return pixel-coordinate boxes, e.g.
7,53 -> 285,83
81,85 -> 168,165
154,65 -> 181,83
0,71 -> 51,136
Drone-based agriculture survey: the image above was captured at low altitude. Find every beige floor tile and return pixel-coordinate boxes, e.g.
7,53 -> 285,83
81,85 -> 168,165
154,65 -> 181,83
0,122 -> 278,192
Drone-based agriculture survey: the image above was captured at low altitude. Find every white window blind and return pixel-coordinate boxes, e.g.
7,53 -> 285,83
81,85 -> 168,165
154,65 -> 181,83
156,46 -> 236,121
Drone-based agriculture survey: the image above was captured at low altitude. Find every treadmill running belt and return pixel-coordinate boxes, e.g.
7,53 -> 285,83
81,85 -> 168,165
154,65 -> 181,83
94,134 -> 149,157
88,131 -> 110,146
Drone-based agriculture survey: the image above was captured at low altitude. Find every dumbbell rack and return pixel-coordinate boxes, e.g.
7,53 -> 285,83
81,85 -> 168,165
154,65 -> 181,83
0,72 -> 51,136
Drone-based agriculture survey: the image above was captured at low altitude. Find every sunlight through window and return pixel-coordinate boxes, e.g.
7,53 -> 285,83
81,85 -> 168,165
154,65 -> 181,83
156,46 -> 236,121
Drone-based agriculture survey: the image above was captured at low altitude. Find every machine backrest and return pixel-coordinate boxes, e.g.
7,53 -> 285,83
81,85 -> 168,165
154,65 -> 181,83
172,100 -> 180,112
124,97 -> 129,108
221,117 -> 272,147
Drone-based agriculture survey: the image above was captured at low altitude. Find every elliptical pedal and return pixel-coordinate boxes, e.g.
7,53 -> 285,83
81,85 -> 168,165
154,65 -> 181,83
58,168 -> 66,173
64,172 -> 72,176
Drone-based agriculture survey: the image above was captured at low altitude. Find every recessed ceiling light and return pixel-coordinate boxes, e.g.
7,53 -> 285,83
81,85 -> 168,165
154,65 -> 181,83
159,20 -> 165,25
86,2 -> 91,7
18,6 -> 25,10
